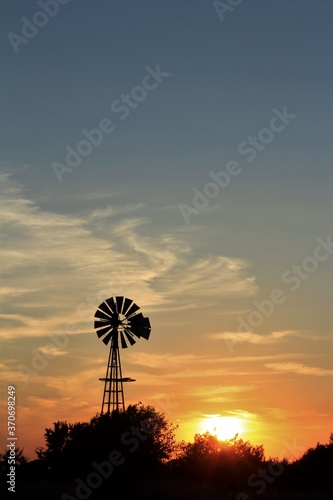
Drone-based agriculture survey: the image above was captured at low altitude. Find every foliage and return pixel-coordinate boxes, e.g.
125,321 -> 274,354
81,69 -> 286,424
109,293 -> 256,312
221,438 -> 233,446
278,434 -> 333,492
31,408 -> 332,497
35,421 -> 72,463
0,447 -> 29,468
170,432 -> 265,489
35,402 -> 177,480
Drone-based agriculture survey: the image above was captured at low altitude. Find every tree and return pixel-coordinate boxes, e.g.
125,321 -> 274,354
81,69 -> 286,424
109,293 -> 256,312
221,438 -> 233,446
275,433 -> 333,493
35,421 -> 71,464
0,447 -> 29,481
0,447 -> 28,468
35,403 -> 178,480
291,434 -> 333,491
172,432 -> 266,489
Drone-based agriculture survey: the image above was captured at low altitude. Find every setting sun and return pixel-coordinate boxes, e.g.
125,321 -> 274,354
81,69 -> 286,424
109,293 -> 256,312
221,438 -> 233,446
200,415 -> 244,441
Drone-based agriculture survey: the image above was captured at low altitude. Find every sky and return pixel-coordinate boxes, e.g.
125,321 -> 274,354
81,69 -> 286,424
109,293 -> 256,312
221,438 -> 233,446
0,0 -> 332,461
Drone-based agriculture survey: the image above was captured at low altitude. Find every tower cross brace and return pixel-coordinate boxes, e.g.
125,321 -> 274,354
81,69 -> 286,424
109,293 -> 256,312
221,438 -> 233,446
99,339 -> 125,414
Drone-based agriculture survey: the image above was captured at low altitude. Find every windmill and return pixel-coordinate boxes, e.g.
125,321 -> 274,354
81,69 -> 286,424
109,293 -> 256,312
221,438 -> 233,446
94,296 -> 151,414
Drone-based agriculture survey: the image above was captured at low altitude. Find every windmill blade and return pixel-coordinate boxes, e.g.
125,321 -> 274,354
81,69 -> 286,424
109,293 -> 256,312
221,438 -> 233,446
140,318 -> 151,340
128,316 -> 145,338
120,331 -> 128,349
128,325 -> 141,338
96,328 -> 111,339
96,302 -> 113,318
124,330 -> 136,346
129,313 -> 151,339
140,330 -> 150,340
105,297 -> 117,315
95,324 -> 113,338
129,312 -> 144,324
102,331 -> 113,345
143,317 -> 151,329
94,320 -> 112,329
116,296 -> 124,315
125,301 -> 140,318
122,297 -> 133,316
94,309 -> 112,321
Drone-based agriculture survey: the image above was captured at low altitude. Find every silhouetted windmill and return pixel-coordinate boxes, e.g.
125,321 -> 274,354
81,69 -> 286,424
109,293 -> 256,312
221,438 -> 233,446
94,296 -> 151,414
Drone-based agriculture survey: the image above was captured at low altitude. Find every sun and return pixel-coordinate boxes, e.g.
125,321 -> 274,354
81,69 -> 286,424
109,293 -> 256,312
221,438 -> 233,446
200,415 -> 244,441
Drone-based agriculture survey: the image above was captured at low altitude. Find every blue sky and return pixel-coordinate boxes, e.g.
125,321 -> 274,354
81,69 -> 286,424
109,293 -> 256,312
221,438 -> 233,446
0,0 -> 332,459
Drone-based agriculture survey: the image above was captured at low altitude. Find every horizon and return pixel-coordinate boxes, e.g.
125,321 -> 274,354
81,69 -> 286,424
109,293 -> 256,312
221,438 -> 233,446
1,0 -> 332,466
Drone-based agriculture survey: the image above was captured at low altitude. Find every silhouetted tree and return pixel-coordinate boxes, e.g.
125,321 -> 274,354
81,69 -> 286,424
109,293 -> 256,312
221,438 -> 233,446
285,434 -> 333,493
0,447 -> 29,483
171,432 -> 266,491
0,447 -> 28,468
36,403 -> 177,481
35,420 -> 72,476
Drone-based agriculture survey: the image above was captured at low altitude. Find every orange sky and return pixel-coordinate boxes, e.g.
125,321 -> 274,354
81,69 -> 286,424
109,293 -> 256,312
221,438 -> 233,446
1,0 -> 333,465
1,296 -> 332,461
0,172 -> 332,460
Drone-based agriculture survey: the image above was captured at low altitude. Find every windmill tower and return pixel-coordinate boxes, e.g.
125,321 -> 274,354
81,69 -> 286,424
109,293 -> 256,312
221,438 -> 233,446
94,296 -> 151,414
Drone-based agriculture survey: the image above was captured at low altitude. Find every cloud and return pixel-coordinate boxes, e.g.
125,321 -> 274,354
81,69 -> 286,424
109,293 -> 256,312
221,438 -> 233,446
262,407 -> 291,421
88,203 -> 145,222
37,346 -> 68,357
191,385 -> 256,403
265,362 -> 333,377
126,352 -> 204,369
225,409 -> 258,420
217,353 -> 307,363
208,330 -> 301,345
0,173 -> 257,339
193,385 -> 256,396
152,255 -> 257,300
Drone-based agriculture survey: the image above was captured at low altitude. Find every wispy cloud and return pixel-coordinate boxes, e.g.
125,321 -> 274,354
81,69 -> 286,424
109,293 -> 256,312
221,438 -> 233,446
0,173 -> 257,339
208,330 -> 302,345
126,352 -> 206,369
193,385 -> 257,396
37,346 -> 68,357
265,362 -> 333,377
89,203 -> 145,222
153,255 -> 257,300
191,385 -> 256,403
218,353 -> 307,363
125,351 -> 309,370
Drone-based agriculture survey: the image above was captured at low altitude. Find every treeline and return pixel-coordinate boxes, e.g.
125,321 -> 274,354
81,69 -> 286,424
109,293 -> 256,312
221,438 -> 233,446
1,403 -> 332,499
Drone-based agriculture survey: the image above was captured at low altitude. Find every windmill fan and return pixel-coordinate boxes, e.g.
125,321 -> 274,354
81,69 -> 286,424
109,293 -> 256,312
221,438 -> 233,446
94,296 -> 151,348
94,296 -> 151,414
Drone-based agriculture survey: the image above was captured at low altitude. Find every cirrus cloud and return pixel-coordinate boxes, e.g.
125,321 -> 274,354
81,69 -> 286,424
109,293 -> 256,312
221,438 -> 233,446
265,362 -> 333,377
0,172 -> 257,339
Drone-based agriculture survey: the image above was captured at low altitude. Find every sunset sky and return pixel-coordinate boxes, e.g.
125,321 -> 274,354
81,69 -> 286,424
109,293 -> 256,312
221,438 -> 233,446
1,0 -> 332,461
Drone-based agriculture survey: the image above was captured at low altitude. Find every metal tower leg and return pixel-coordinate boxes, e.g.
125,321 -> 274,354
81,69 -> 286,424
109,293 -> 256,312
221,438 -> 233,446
101,339 -> 125,414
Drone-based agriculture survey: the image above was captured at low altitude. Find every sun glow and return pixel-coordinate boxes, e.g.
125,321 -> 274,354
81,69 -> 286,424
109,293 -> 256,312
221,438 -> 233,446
200,415 -> 244,441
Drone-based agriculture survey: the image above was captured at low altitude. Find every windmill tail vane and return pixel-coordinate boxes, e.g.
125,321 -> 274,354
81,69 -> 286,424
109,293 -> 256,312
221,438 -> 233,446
94,296 -> 151,414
